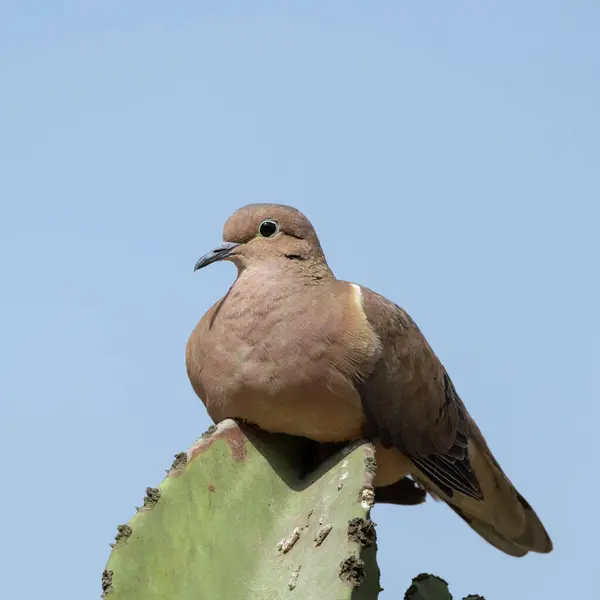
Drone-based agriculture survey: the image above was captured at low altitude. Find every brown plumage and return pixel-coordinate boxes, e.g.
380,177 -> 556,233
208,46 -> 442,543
186,203 -> 553,557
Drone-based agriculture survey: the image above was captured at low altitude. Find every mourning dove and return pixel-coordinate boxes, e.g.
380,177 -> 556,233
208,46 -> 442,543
186,203 -> 552,557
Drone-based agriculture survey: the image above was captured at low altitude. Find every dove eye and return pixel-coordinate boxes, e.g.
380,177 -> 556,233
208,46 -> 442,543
258,219 -> 279,238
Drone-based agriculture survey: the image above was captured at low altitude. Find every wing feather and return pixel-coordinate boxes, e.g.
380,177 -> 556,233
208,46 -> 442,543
356,286 -> 482,501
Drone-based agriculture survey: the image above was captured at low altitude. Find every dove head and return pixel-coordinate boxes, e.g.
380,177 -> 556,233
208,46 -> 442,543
194,203 -> 334,278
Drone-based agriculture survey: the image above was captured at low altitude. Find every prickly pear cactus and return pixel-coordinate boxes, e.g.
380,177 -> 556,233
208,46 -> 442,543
102,419 -> 381,599
404,574 -> 453,600
404,573 -> 485,600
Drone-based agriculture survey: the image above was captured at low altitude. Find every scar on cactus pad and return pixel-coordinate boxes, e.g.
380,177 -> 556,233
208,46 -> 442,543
314,523 -> 333,546
113,524 -> 132,545
142,487 -> 160,508
339,554 -> 366,588
169,452 -> 187,472
347,517 -> 377,547
202,424 -> 218,437
364,456 -> 377,474
101,569 -> 113,597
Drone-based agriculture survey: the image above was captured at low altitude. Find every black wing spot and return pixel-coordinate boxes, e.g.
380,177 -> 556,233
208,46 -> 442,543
284,254 -> 307,261
414,372 -> 483,500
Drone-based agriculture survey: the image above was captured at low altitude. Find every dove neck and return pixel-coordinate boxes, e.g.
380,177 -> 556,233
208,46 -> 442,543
234,257 -> 335,285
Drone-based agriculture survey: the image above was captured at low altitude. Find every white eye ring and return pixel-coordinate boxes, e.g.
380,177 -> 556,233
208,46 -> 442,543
258,219 -> 279,238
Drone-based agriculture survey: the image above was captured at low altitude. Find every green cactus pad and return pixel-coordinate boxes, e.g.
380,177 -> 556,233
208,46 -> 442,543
103,419 -> 381,599
404,573 -> 453,600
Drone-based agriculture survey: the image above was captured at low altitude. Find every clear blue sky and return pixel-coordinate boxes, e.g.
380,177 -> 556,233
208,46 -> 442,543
1,2 -> 598,598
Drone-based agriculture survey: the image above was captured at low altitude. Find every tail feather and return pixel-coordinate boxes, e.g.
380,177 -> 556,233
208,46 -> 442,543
412,439 -> 553,556
514,491 -> 553,553
447,504 -> 528,557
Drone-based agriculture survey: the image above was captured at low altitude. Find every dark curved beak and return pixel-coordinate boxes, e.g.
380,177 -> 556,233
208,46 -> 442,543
194,242 -> 240,271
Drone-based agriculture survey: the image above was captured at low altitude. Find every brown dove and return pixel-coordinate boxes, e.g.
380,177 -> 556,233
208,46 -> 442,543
186,203 -> 552,557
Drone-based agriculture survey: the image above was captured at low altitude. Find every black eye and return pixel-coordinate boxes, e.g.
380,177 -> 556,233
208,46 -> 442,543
258,219 -> 279,238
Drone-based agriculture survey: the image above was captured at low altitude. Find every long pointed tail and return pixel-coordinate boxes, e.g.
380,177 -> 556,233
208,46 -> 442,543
414,439 -> 553,557
447,490 -> 553,557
